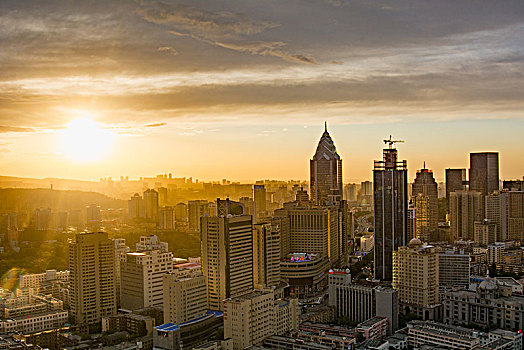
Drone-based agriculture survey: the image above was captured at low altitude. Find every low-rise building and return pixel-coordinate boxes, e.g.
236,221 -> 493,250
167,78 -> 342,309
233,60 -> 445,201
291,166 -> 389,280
407,320 -> 522,350
442,279 -> 524,331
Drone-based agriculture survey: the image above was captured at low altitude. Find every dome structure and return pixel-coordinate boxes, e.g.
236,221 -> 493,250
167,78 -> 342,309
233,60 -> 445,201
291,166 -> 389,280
408,237 -> 422,247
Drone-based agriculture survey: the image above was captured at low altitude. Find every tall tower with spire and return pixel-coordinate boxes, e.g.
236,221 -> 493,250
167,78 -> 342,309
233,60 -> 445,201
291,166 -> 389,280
310,122 -> 343,206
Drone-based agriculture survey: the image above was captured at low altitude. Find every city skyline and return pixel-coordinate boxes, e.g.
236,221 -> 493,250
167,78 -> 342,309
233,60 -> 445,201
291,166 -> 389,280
1,0 -> 523,182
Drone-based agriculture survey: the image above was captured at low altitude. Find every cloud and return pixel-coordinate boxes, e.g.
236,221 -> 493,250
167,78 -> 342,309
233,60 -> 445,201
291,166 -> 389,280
137,0 -> 279,39
137,0 -> 316,64
211,40 -> 317,64
157,46 -> 178,56
0,126 -> 35,133
145,122 -> 167,127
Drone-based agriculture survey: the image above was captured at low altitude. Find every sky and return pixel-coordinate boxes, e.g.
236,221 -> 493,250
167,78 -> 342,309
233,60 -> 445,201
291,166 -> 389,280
0,0 -> 523,183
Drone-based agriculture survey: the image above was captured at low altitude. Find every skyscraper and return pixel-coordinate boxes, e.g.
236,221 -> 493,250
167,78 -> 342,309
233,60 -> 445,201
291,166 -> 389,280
253,222 -> 281,289
469,152 -> 499,197
201,212 -> 253,311
69,232 -> 116,325
449,191 -> 483,241
412,166 -> 438,242
445,168 -> 466,212
253,185 -> 267,222
310,123 -> 343,206
373,137 -> 408,281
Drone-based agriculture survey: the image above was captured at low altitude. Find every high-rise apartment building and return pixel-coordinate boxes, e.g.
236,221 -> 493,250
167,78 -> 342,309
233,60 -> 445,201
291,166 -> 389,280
113,238 -> 130,307
412,167 -> 438,241
373,141 -> 408,281
128,193 -> 145,219
86,204 -> 101,229
69,232 -> 116,325
473,219 -> 497,246
469,152 -> 499,198
253,223 -> 281,289
310,123 -> 343,206
188,200 -> 210,233
392,238 -> 439,320
449,191 -> 483,240
120,236 -> 173,310
143,189 -> 159,221
163,269 -> 207,324
201,213 -> 253,311
158,206 -> 175,230
445,168 -> 466,212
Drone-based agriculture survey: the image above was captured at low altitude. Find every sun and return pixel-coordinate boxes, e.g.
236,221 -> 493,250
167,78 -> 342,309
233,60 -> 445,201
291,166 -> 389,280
60,115 -> 113,162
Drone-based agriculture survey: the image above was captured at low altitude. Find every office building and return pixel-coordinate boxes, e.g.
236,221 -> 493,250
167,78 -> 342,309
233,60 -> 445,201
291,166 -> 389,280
412,166 -> 438,241
438,252 -> 470,288
188,200 -> 210,233
253,222 -> 281,289
469,152 -> 499,198
163,269 -> 207,324
201,213 -> 253,311
69,232 -> 116,325
449,191 -> 483,240
274,199 -> 344,266
445,168 -> 467,211
373,139 -> 408,281
310,123 -> 343,206
392,238 -> 439,320
120,237 -> 173,310
328,269 -> 399,334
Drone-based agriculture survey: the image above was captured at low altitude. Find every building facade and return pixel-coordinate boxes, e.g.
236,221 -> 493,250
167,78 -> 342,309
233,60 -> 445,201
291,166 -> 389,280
373,145 -> 408,281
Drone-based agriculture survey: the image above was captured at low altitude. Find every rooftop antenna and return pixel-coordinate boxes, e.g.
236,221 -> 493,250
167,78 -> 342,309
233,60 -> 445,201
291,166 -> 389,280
383,135 -> 404,149
423,161 -> 426,169
324,121 -> 327,132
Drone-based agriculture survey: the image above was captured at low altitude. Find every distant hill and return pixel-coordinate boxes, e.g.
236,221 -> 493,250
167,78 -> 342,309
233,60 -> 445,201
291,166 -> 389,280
0,188 -> 126,213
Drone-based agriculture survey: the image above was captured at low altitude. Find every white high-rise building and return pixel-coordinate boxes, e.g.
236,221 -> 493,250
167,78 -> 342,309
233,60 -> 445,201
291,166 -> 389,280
120,236 -> 173,310
163,269 -> 207,324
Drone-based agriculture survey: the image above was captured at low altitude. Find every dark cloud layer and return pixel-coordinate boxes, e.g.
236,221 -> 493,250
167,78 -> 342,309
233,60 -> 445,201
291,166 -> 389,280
0,0 -> 523,129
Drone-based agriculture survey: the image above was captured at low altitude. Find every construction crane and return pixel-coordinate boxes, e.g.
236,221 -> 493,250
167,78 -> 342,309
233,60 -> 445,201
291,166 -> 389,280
383,135 -> 404,149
